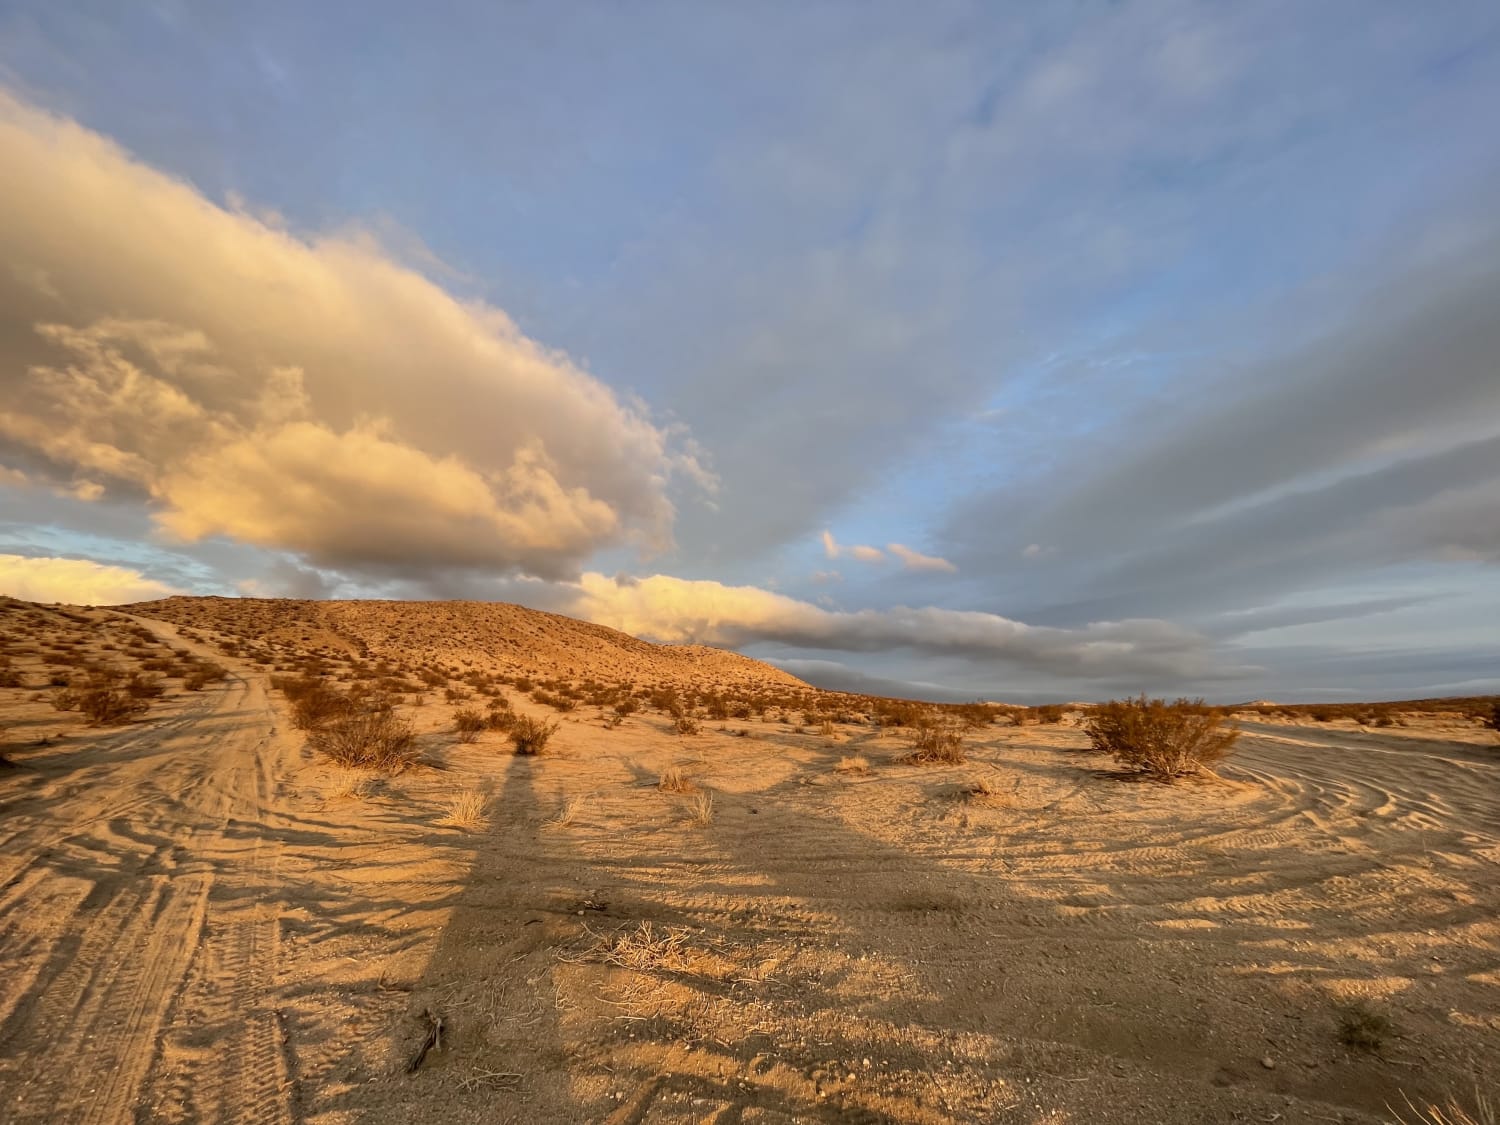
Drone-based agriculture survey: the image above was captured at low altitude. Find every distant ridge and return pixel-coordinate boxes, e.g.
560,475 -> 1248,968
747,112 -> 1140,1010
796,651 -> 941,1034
122,596 -> 809,692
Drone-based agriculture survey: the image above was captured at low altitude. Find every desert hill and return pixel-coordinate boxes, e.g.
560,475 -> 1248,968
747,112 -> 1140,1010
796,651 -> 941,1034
121,595 -> 809,694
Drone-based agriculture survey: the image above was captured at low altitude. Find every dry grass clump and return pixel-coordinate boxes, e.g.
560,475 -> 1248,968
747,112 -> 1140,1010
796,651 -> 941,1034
589,922 -> 695,972
452,707 -> 486,744
687,791 -> 715,826
509,714 -> 559,756
328,769 -> 373,801
437,788 -> 486,830
310,710 -> 420,772
1086,695 -> 1239,781
901,721 -> 966,764
549,795 -> 585,827
835,754 -> 870,775
658,766 -> 695,793
1391,1091 -> 1494,1125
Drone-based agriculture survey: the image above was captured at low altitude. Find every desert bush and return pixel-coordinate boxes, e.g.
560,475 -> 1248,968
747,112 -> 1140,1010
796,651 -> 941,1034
1085,695 -> 1239,780
658,766 -> 694,793
436,789 -> 486,830
687,791 -> 714,826
835,754 -> 870,774
275,676 -> 354,730
509,714 -> 559,755
0,659 -> 21,688
1485,703 -> 1500,732
674,714 -> 701,736
902,721 -> 966,764
80,686 -> 150,725
1337,1000 -> 1393,1051
309,710 -> 419,771
452,707 -> 486,744
1391,1091 -> 1495,1125
613,697 -> 639,718
124,672 -> 165,700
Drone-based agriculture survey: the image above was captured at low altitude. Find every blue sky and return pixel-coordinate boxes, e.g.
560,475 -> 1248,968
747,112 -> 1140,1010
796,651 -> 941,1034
1,1 -> 1498,701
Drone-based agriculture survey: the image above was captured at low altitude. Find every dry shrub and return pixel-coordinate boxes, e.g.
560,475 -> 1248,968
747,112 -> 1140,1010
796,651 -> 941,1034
1337,1000 -> 1393,1051
452,708 -> 486,744
1392,1091 -> 1495,1125
328,769 -> 373,800
613,697 -> 639,718
687,791 -> 714,826
51,687 -> 82,712
818,719 -> 836,738
658,766 -> 694,793
1085,695 -> 1239,780
835,754 -> 870,774
80,686 -> 150,725
0,659 -> 21,688
310,710 -> 420,771
509,714 -> 559,756
901,721 -> 966,765
674,714 -> 701,736
485,700 -> 515,731
549,795 -> 585,827
124,672 -> 165,700
437,789 -> 486,830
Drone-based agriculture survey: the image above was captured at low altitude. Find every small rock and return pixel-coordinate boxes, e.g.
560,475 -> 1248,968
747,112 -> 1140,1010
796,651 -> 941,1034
1260,1056 -> 1276,1070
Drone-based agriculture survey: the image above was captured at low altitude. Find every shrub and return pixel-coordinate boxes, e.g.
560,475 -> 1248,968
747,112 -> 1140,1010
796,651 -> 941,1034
509,714 -> 559,756
275,676 -> 353,730
1337,1000 -> 1393,1052
0,659 -> 21,688
453,707 -> 486,744
613,697 -> 639,718
52,687 -> 82,712
309,710 -> 419,771
1085,695 -> 1239,780
80,687 -> 150,725
674,714 -> 701,736
902,721 -> 966,764
125,672 -> 165,700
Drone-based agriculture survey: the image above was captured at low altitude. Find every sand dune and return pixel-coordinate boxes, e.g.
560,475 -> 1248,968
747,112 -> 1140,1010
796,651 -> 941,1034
0,597 -> 1496,1123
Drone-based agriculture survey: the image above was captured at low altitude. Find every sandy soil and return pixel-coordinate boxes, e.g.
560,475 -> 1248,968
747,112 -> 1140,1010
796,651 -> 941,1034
1,604 -> 1496,1124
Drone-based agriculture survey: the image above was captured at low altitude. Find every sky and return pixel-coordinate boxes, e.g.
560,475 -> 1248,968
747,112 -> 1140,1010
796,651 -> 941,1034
1,1 -> 1498,703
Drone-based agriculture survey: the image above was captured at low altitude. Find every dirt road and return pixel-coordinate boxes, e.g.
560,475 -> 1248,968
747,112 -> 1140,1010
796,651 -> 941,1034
0,623 -> 296,1124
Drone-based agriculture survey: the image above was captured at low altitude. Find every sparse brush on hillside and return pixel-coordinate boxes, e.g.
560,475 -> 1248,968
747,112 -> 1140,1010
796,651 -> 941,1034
309,710 -> 419,771
674,714 -> 701,736
509,714 -> 559,755
0,658 -> 21,688
273,675 -> 354,731
1391,1090 -> 1495,1125
1086,695 -> 1239,780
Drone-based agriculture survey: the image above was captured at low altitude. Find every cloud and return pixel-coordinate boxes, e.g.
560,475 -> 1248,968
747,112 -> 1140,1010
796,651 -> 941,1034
820,530 -> 886,564
571,571 -> 1233,681
887,543 -> 956,573
0,553 -> 178,605
0,91 -> 710,582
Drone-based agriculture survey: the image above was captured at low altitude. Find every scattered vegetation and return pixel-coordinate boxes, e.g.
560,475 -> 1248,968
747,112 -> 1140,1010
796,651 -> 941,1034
835,754 -> 870,774
1086,695 -> 1239,780
1391,1091 -> 1495,1125
658,766 -> 694,793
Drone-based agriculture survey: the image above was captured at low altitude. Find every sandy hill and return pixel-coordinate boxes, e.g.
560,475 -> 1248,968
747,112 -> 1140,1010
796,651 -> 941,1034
121,596 -> 809,693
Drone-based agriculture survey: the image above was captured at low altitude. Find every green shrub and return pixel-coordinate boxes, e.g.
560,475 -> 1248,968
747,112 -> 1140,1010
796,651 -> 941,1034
1085,695 -> 1239,780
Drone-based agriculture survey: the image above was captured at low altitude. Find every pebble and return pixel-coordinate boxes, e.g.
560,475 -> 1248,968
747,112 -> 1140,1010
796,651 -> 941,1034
1260,1056 -> 1276,1070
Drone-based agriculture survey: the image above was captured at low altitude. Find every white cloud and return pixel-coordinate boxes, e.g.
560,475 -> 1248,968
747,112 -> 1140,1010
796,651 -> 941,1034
0,554 -> 178,605
571,571 -> 1231,680
820,530 -> 886,564
0,91 -> 711,581
887,542 -> 957,573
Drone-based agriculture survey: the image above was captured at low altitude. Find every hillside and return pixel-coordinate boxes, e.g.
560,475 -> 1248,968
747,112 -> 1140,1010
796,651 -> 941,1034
120,596 -> 809,694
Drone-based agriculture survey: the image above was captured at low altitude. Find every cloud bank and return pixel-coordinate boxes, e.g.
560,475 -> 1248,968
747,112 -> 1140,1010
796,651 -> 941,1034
0,554 -> 178,605
0,92 -> 709,582
572,572 -> 1229,681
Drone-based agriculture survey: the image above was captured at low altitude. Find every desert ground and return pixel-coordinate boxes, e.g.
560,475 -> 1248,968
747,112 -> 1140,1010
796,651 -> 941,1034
0,596 -> 1495,1124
